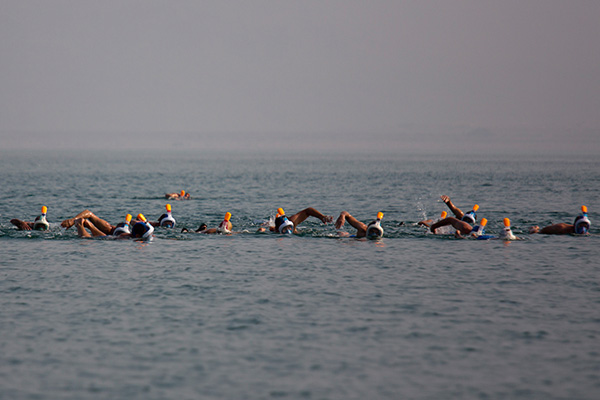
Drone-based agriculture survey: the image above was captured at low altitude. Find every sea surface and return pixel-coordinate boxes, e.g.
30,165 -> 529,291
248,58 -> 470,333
1,150 -> 599,400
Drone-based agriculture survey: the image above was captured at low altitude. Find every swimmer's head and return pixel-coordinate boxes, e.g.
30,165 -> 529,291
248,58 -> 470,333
33,206 -> 49,230
114,214 -> 132,235
500,217 -> 517,240
366,213 -> 384,238
462,206 -> 478,224
159,208 -> 176,228
470,218 -> 486,236
132,221 -> 154,239
277,217 -> 294,234
574,206 -> 591,234
217,212 -> 233,234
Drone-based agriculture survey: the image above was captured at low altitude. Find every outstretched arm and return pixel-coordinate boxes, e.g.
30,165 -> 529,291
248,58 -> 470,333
430,217 -> 472,235
530,223 -> 574,235
335,211 -> 368,234
11,219 -> 33,230
289,207 -> 333,228
440,195 -> 464,219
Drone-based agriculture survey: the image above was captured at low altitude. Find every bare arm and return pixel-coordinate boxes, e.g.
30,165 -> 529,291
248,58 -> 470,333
531,223 -> 574,235
430,217 -> 472,235
11,219 -> 33,230
289,207 -> 333,228
441,195 -> 464,219
335,211 -> 368,236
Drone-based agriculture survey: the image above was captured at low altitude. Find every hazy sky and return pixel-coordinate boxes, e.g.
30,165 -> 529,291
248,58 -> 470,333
2,0 -> 599,153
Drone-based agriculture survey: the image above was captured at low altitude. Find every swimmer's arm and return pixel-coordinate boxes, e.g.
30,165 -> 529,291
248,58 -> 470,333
10,219 -> 33,230
417,219 -> 433,227
441,195 -> 464,219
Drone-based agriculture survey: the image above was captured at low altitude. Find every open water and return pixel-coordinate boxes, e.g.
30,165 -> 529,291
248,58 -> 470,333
0,150 -> 599,400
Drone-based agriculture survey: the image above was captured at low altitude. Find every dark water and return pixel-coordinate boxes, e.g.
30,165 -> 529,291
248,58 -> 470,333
1,151 -> 599,399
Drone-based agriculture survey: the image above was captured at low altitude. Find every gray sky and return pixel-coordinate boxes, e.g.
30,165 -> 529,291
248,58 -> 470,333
2,0 -> 599,154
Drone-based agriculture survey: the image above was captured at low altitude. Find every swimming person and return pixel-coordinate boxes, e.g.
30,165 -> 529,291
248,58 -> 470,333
62,210 -> 121,235
69,213 -> 133,237
257,207 -> 333,234
130,214 -> 155,240
430,214 -> 485,236
74,213 -> 152,240
11,206 -> 50,231
498,218 -> 517,240
156,204 -> 176,228
335,211 -> 385,238
181,223 -> 208,233
529,206 -> 591,235
216,212 -> 233,234
440,195 -> 479,223
184,212 -> 234,234
165,190 -> 191,200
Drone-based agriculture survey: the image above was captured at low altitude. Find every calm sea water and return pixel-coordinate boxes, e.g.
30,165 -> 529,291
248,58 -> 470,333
1,150 -> 599,400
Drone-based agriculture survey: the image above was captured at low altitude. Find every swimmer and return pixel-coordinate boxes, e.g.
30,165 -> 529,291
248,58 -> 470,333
130,214 -> 155,240
440,195 -> 479,223
430,214 -> 485,236
65,212 -> 133,237
498,218 -> 517,240
181,212 -> 234,234
62,210 -> 120,235
181,223 -> 208,233
529,206 -> 591,235
257,207 -> 333,234
165,190 -> 191,200
75,213 -> 153,240
156,204 -> 176,228
335,211 -> 385,238
11,206 -> 50,231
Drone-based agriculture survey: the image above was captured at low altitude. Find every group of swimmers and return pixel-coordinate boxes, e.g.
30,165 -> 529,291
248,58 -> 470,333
9,194 -> 591,241
9,203 -> 385,240
417,195 -> 591,239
